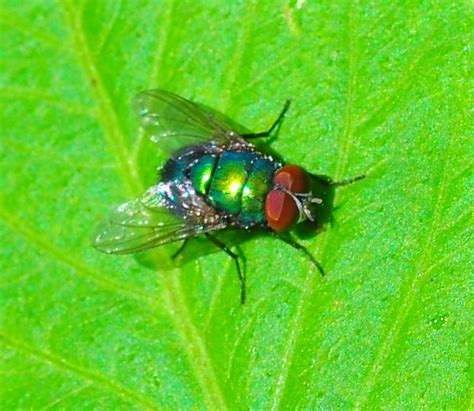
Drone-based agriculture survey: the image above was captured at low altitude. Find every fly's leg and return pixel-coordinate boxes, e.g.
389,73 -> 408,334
205,233 -> 246,304
312,174 -> 365,187
242,99 -> 291,139
172,239 -> 189,260
276,233 -> 325,276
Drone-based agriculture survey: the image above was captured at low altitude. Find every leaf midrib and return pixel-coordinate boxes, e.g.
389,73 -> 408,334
60,0 -> 141,195
58,1 -> 229,409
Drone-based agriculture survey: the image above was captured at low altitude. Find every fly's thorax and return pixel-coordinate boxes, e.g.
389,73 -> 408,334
239,157 -> 279,226
160,144 -> 281,227
185,148 -> 280,227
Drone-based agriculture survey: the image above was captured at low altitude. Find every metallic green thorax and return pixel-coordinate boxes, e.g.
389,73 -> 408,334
188,150 -> 278,226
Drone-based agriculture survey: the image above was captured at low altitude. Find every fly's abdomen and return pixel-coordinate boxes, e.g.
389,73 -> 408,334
207,151 -> 250,215
189,154 -> 217,195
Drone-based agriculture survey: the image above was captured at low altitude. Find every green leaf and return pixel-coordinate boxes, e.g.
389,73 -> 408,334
1,0 -> 471,409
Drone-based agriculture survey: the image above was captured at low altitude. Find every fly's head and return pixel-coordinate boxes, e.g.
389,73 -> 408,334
265,164 -> 323,232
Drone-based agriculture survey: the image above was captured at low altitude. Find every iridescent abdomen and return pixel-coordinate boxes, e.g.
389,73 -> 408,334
162,146 -> 279,227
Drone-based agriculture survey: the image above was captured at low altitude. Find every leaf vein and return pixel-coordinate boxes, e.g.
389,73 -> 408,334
0,206 -> 154,305
95,0 -> 122,55
131,0 -> 176,164
58,1 -> 232,407
1,86 -> 95,117
0,9 -> 64,50
270,2 -> 360,407
60,0 -> 142,194
0,333 -> 158,410
353,122 -> 456,409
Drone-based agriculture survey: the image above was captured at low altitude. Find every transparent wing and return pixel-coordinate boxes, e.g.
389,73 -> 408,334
92,184 -> 226,255
133,89 -> 250,152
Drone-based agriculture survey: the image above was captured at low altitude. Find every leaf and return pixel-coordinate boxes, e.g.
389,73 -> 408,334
0,0 -> 471,409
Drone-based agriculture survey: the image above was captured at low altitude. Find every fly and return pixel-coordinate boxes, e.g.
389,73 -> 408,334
92,89 -> 364,304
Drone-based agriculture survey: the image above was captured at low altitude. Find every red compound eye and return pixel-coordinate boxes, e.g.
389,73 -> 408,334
274,164 -> 311,193
265,190 -> 299,232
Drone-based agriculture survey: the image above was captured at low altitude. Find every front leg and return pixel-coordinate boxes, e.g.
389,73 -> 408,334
312,173 -> 365,187
274,232 -> 325,276
242,99 -> 291,139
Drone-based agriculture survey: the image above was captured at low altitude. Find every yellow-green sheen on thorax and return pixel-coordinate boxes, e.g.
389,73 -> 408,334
188,151 -> 278,226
